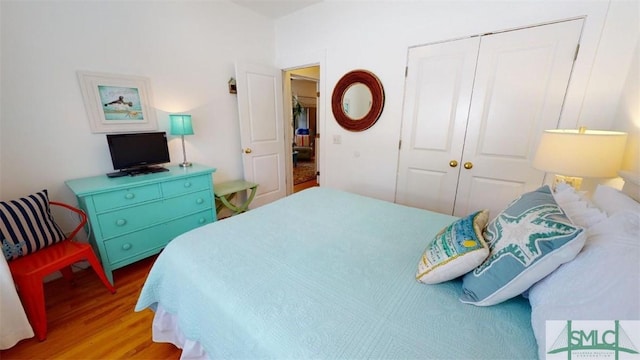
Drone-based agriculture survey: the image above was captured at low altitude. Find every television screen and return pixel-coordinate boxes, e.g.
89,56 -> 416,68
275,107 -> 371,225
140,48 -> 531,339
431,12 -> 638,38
107,132 -> 170,172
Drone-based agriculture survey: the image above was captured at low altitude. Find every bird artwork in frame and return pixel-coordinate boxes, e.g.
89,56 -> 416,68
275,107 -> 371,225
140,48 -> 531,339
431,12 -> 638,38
77,71 -> 158,133
99,86 -> 143,121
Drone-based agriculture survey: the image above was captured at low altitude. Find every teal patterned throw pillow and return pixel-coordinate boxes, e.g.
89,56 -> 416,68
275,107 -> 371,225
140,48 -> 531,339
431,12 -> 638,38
416,210 -> 489,284
460,186 -> 585,306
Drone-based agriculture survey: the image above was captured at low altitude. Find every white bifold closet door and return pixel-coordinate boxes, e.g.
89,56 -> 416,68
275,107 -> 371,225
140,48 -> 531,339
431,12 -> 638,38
395,19 -> 583,218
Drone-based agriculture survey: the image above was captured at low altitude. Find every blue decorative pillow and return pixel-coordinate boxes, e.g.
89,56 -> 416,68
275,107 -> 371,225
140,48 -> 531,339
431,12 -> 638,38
460,186 -> 585,306
0,190 -> 66,261
416,210 -> 489,284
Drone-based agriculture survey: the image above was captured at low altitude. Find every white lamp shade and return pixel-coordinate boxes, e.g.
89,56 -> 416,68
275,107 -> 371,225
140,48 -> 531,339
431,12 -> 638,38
533,129 -> 628,178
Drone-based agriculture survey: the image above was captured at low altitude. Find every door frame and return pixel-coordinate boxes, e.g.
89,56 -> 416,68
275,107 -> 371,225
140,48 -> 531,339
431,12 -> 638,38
286,71 -> 320,193
281,63 -> 324,195
277,49 -> 327,195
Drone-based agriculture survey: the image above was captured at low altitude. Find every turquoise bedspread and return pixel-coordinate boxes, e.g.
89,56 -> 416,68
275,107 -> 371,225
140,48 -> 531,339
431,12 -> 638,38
135,187 -> 537,359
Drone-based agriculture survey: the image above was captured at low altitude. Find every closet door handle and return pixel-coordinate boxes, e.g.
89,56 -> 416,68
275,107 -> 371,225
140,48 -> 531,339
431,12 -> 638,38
464,162 -> 473,170
449,160 -> 458,168
244,148 -> 252,154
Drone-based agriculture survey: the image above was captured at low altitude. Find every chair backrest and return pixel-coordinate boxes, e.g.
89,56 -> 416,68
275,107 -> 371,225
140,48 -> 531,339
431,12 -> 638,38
49,201 -> 87,241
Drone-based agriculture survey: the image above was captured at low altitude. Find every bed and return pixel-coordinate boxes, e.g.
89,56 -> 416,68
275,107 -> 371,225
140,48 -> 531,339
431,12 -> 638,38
135,178 -> 640,359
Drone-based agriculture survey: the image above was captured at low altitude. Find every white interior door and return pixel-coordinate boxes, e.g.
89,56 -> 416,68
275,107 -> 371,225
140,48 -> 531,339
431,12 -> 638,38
235,62 -> 286,207
453,19 -> 583,217
396,19 -> 582,217
395,37 -> 481,214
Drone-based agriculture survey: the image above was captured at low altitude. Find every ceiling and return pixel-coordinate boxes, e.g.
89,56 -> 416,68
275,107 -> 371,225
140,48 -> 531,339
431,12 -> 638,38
231,0 -> 322,19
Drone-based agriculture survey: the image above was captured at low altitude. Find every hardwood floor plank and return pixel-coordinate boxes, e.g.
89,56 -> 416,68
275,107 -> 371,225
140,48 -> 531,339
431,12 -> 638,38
293,178 -> 318,193
1,256 -> 181,360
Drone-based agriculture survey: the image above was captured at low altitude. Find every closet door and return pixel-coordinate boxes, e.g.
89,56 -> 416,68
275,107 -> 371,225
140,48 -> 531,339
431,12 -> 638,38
395,37 -> 481,214
453,19 -> 583,217
396,19 -> 582,217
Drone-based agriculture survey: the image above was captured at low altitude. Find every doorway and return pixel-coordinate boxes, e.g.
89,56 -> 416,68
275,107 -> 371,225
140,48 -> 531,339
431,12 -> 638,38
285,66 -> 320,193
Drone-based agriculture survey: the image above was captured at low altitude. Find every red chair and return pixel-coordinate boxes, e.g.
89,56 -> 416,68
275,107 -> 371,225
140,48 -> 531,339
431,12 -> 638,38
8,201 -> 116,341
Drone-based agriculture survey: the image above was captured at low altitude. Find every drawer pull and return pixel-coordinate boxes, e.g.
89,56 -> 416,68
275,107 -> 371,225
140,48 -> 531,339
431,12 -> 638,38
184,182 -> 192,188
199,217 -> 206,224
196,198 -> 204,204
121,243 -> 132,251
125,193 -> 135,200
116,219 -> 127,226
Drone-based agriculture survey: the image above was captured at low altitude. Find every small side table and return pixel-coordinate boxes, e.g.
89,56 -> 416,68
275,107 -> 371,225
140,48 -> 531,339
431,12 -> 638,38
214,180 -> 259,216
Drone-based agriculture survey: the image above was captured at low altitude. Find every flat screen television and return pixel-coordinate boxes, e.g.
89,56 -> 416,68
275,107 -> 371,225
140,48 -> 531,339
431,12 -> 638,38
106,132 -> 170,177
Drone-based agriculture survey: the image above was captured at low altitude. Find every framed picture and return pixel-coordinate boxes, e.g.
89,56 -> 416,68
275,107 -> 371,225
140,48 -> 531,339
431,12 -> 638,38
77,71 -> 158,133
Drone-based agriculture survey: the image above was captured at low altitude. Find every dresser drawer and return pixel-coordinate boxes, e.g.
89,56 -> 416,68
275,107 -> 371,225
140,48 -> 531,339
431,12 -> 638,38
92,184 -> 160,212
104,209 -> 215,266
97,189 -> 213,239
162,174 -> 211,198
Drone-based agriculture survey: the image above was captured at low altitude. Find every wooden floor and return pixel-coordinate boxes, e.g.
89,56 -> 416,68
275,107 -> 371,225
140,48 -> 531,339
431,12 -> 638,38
1,256 -> 182,360
293,178 -> 318,193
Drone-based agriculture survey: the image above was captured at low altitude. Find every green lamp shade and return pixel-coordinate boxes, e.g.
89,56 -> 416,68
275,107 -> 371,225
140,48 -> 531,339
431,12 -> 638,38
169,114 -> 194,136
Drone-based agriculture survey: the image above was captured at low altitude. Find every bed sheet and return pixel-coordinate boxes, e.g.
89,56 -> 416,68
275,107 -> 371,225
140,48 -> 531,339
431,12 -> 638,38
0,254 -> 34,349
136,187 -> 537,359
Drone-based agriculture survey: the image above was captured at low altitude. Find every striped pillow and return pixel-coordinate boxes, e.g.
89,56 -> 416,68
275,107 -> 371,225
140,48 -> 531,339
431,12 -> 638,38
1,190 -> 66,261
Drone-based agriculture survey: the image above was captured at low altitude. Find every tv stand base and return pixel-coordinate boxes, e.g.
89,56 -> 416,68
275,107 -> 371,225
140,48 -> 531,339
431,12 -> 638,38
106,166 -> 169,178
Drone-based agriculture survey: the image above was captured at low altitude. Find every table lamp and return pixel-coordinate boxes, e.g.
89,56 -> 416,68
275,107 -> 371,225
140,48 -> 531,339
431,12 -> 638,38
533,127 -> 627,190
170,114 -> 194,167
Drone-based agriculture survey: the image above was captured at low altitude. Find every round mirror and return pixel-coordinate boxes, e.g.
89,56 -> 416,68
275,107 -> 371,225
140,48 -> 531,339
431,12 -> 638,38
342,83 -> 372,120
331,70 -> 384,131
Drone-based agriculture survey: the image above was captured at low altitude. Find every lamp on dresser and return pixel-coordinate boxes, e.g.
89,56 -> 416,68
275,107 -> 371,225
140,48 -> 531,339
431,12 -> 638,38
170,114 -> 194,167
533,127 -> 628,190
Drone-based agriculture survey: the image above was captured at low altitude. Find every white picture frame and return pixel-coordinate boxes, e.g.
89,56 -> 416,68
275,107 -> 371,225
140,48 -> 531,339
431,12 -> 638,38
77,71 -> 158,133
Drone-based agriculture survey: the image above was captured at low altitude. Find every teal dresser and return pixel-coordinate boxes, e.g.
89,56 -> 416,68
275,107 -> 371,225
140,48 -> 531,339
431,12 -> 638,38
66,164 -> 216,284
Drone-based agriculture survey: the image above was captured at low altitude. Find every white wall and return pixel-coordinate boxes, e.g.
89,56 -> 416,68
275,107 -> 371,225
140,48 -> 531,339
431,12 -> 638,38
0,1 -> 274,203
613,38 -> 640,173
0,0 -> 3,198
1,1 -> 637,208
581,0 -> 639,130
275,0 -> 640,202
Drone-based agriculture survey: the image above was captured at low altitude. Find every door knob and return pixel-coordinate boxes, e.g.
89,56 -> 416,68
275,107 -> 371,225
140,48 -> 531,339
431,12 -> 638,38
463,162 -> 473,169
449,160 -> 458,168
244,148 -> 252,154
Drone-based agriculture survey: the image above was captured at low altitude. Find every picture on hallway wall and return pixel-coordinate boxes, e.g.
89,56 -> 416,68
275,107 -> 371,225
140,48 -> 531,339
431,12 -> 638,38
78,71 -> 158,133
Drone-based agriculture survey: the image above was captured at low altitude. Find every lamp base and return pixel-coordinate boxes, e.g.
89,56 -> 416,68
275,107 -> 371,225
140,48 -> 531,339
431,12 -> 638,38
553,174 -> 583,191
178,136 -> 192,168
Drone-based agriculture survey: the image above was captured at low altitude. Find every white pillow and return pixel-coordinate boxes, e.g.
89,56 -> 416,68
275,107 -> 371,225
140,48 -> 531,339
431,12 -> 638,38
528,210 -> 640,359
592,185 -> 640,215
552,183 -> 607,228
